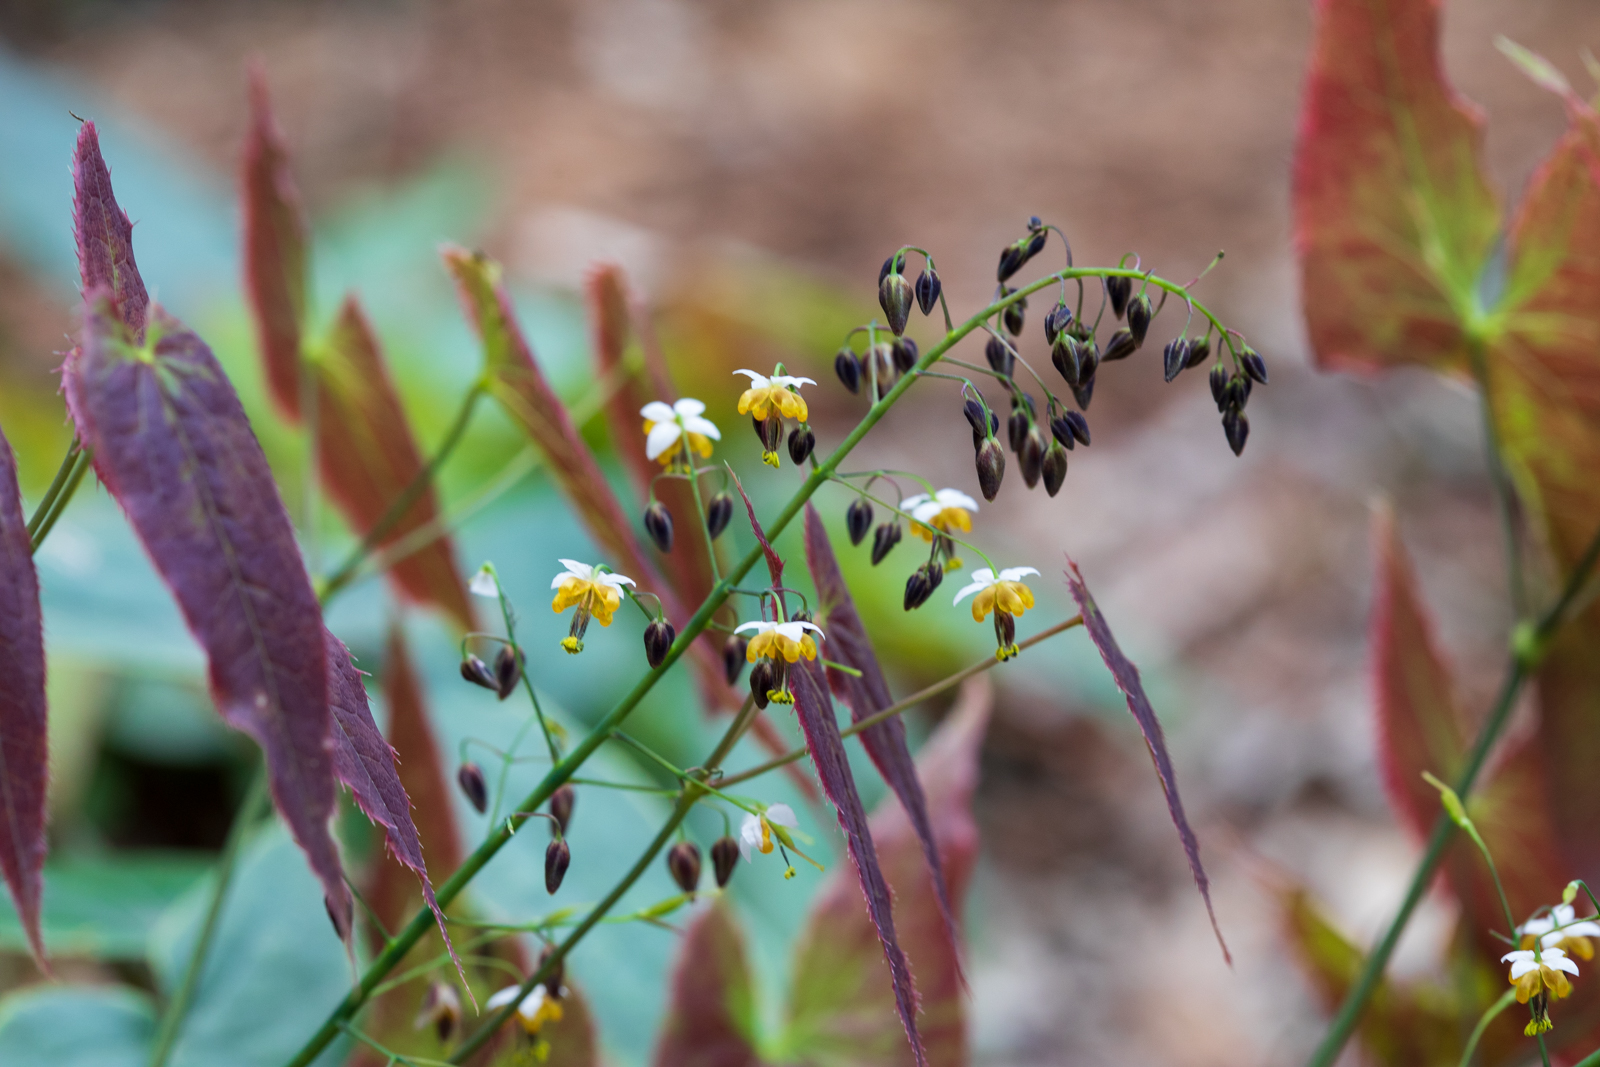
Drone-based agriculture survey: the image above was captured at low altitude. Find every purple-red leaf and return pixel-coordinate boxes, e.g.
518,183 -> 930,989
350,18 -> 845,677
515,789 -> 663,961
790,658 -> 925,1067
652,900 -> 764,1067
315,297 -> 474,630
802,503 -> 962,978
381,623 -> 464,881
63,294 -> 350,942
242,66 -> 311,420
1064,557 -> 1229,965
0,427 -> 48,969
729,471 -> 782,589
72,121 -> 149,336
324,630 -> 463,987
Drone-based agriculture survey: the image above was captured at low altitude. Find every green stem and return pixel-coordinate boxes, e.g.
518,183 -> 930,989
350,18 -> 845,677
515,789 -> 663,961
29,447 -> 92,554
1457,988 -> 1516,1067
147,768 -> 271,1067
24,437 -> 81,538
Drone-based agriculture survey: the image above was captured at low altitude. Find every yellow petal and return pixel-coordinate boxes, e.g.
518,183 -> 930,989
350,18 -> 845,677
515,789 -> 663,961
1515,970 -> 1540,1003
1570,936 -> 1594,960
1548,967 -> 1574,999
746,631 -> 776,662
943,508 -> 972,533
970,586 -> 996,622
909,522 -> 935,542
690,433 -> 713,458
551,578 -> 589,614
800,636 -> 817,660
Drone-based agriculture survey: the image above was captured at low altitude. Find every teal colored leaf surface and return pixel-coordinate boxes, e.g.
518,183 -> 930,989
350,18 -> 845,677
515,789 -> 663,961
0,852 -> 210,960
0,985 -> 153,1067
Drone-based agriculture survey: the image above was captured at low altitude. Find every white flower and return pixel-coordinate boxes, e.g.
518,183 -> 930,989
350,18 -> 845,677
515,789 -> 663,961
486,983 -> 564,1034
738,803 -> 799,862
952,566 -> 1040,608
734,370 -> 815,422
550,559 -> 635,593
469,566 -> 499,598
640,398 -> 721,461
1523,904 -> 1600,953
902,488 -> 979,525
733,619 -> 825,663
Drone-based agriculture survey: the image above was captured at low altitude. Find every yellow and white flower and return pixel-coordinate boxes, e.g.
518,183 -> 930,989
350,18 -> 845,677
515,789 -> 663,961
903,488 -> 978,541
1522,904 -> 1600,959
735,370 -> 814,423
487,983 -> 564,1036
738,803 -> 799,862
551,560 -> 635,653
641,398 -> 721,465
735,619 -> 824,663
953,566 -> 1039,661
1504,946 -> 1579,1004
469,565 -> 500,598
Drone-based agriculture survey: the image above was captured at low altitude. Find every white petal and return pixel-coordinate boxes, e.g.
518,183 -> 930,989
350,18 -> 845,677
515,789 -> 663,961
683,414 -> 722,439
1554,905 -> 1577,925
738,813 -> 763,861
769,375 -> 816,388
732,370 -> 768,385
1509,960 -> 1540,979
1550,955 -> 1581,976
1523,917 -> 1556,937
909,501 -> 943,523
1503,950 -> 1536,963
486,986 -> 522,1011
645,421 -> 684,460
598,571 -> 636,589
775,620 -> 824,641
765,803 -> 798,828
934,488 -> 978,511
734,620 -> 775,634
673,398 -> 707,417
640,401 -> 677,423
559,559 -> 594,576
517,987 -> 548,1020
900,493 -> 930,511
951,580 -> 987,605
998,566 -> 1040,581
1565,921 -> 1600,937
470,567 -> 499,597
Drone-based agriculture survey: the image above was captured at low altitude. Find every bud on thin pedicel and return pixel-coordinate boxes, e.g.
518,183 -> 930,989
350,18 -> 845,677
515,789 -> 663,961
1044,303 -> 1073,345
1020,427 -> 1046,488
870,522 -> 902,565
788,425 -> 815,465
667,841 -> 702,893
1184,335 -> 1211,370
460,654 -> 497,691
976,438 -> 1005,501
1106,275 -> 1132,319
915,267 -> 942,314
1223,408 -> 1250,456
1071,371 -> 1096,411
1003,290 -> 1026,337
644,501 -> 674,553
1241,346 -> 1269,384
1061,409 -> 1091,446
1007,407 -> 1029,454
549,785 -> 576,835
538,944 -> 565,999
1102,327 -> 1137,363
457,761 -> 489,814
846,497 -> 873,546
1051,334 -> 1082,388
494,645 -> 522,700
644,618 -> 676,668
711,836 -> 740,887
546,839 -> 571,893
706,492 -> 733,540
903,564 -> 940,610
1162,338 -> 1190,383
1050,415 -> 1076,451
892,337 -> 919,374
986,335 -> 1015,377
1042,440 -> 1068,496
749,660 -> 776,708
834,347 -> 861,394
723,634 -> 748,684
1209,363 -> 1229,410
1126,293 -> 1153,346
879,271 -> 913,335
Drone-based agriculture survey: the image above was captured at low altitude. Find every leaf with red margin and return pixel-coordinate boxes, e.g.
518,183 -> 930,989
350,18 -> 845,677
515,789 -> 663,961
0,428 -> 48,969
1064,557 -> 1229,964
785,676 -> 991,1067
788,658 -> 925,1067
728,471 -> 783,588
802,503 -> 962,978
241,65 -> 311,420
380,623 -> 464,887
1292,0 -> 1500,375
72,121 -> 149,336
314,297 -> 474,630
63,295 -> 351,942
652,899 -> 764,1067
324,630 -> 464,988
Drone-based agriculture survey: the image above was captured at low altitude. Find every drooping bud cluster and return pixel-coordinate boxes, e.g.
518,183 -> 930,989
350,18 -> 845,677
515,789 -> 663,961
878,252 -> 913,336
1207,343 -> 1266,456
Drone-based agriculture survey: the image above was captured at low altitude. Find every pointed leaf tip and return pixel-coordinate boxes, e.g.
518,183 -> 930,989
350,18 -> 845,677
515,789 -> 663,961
72,120 -> 149,336
0,428 -> 49,970
1064,557 -> 1230,965
652,900 -> 763,1067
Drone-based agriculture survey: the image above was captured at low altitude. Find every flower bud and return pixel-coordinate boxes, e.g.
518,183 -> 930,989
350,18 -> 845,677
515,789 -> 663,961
1223,408 -> 1250,456
963,397 -> 988,435
903,564 -> 936,610
1071,371 -> 1096,411
1241,346 -> 1269,384
892,336 -> 919,374
546,839 -> 571,893
915,267 -> 942,314
1020,427 -> 1046,488
975,437 -> 1006,501
667,841 -> 702,893
711,836 -> 740,887
644,501 -> 674,553
846,497 -> 874,546
1051,333 -> 1082,387
1043,303 -> 1073,346
1006,406 -> 1029,454
494,645 -> 522,700
457,761 -> 489,814
1224,374 -> 1251,411
879,271 -> 913,336
749,660 -> 776,708
706,492 -> 733,540
995,608 -> 1017,653
644,618 -> 676,668
985,335 -> 1015,377
1209,363 -> 1229,410
549,784 -> 575,835
1077,335 -> 1100,383
870,521 -> 902,565
788,425 -> 816,465
415,981 -> 462,1042
460,654 -> 498,691
1002,290 -> 1026,337
868,342 -> 896,384
1042,440 -> 1068,497
834,347 -> 861,394
1106,275 -> 1132,319
1126,293 -> 1153,345
1102,326 -> 1137,363
1184,335 -> 1211,370
723,634 -> 748,684
1049,415 -> 1076,452
996,243 -> 1026,283
1162,338 -> 1190,383
754,413 -> 784,454
1061,409 -> 1091,446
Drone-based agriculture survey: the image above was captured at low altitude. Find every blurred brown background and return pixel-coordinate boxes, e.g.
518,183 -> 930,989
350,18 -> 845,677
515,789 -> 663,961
4,0 -> 1600,1063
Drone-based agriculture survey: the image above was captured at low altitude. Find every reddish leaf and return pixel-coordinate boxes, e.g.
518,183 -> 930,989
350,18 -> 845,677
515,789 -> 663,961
0,428 -> 48,968
789,658 -> 925,1067
802,503 -> 961,977
1064,557 -> 1229,964
1292,0 -> 1500,376
381,623 -> 464,884
324,630 -> 462,985
729,471 -> 783,589
241,66 -> 311,420
63,294 -> 350,941
786,675 -> 991,1067
315,297 -> 474,630
72,121 -> 149,336
652,900 -> 764,1067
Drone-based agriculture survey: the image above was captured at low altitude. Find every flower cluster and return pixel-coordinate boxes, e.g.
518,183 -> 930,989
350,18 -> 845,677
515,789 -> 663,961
1502,900 -> 1600,1035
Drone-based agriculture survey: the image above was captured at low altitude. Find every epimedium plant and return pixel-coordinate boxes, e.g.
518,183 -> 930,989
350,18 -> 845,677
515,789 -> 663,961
0,64 -> 1259,1067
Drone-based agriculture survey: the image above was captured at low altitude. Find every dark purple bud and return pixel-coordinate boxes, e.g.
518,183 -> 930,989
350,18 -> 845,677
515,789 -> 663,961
644,618 -> 676,668
1043,303 -> 1073,345
986,334 -> 1015,377
963,397 -> 988,435
1224,374 -> 1250,411
494,645 -> 522,700
1209,363 -> 1230,410
706,492 -> 733,540
1062,409 -> 1091,446
546,839 -> 571,893
997,244 -> 1025,283
711,836 -> 740,887
1007,407 -> 1029,454
787,425 -> 815,465
1025,227 -> 1046,259
1223,408 -> 1250,456
1020,427 -> 1046,488
995,607 -> 1017,651
749,660 -> 776,708
1071,370 -> 1096,411
892,336 -> 919,374
723,634 -> 748,684
460,654 -> 497,691
1049,415 -> 1076,452
1002,290 -> 1026,337
846,497 -> 873,546
976,437 -> 1006,501
1042,440 -> 1068,497
1241,347 -> 1269,384
1051,333 -> 1082,387
904,563 -> 943,611
1102,327 -> 1137,362
1106,275 -> 1132,319
879,272 -> 913,336
644,501 -> 674,553
1162,338 -> 1190,383
834,347 -> 861,394
457,761 -> 489,814
1185,335 -> 1211,370
549,785 -> 576,835
878,252 -> 904,284
1126,293 -> 1153,346
915,267 -> 942,314
870,521 -> 902,565
667,841 -> 702,893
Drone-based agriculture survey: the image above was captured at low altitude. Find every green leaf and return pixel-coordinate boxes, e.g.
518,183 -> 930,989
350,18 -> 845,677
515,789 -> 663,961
0,852 -> 210,960
0,985 -> 154,1067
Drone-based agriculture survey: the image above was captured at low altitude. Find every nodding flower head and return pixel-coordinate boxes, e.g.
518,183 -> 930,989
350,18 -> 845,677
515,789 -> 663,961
953,566 -> 1039,661
641,398 -> 721,467
902,488 -> 978,542
487,982 -> 564,1038
735,370 -> 815,424
1504,946 -> 1579,1033
551,560 -> 635,654
734,619 -> 824,704
1522,904 -> 1600,959
738,803 -> 804,878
